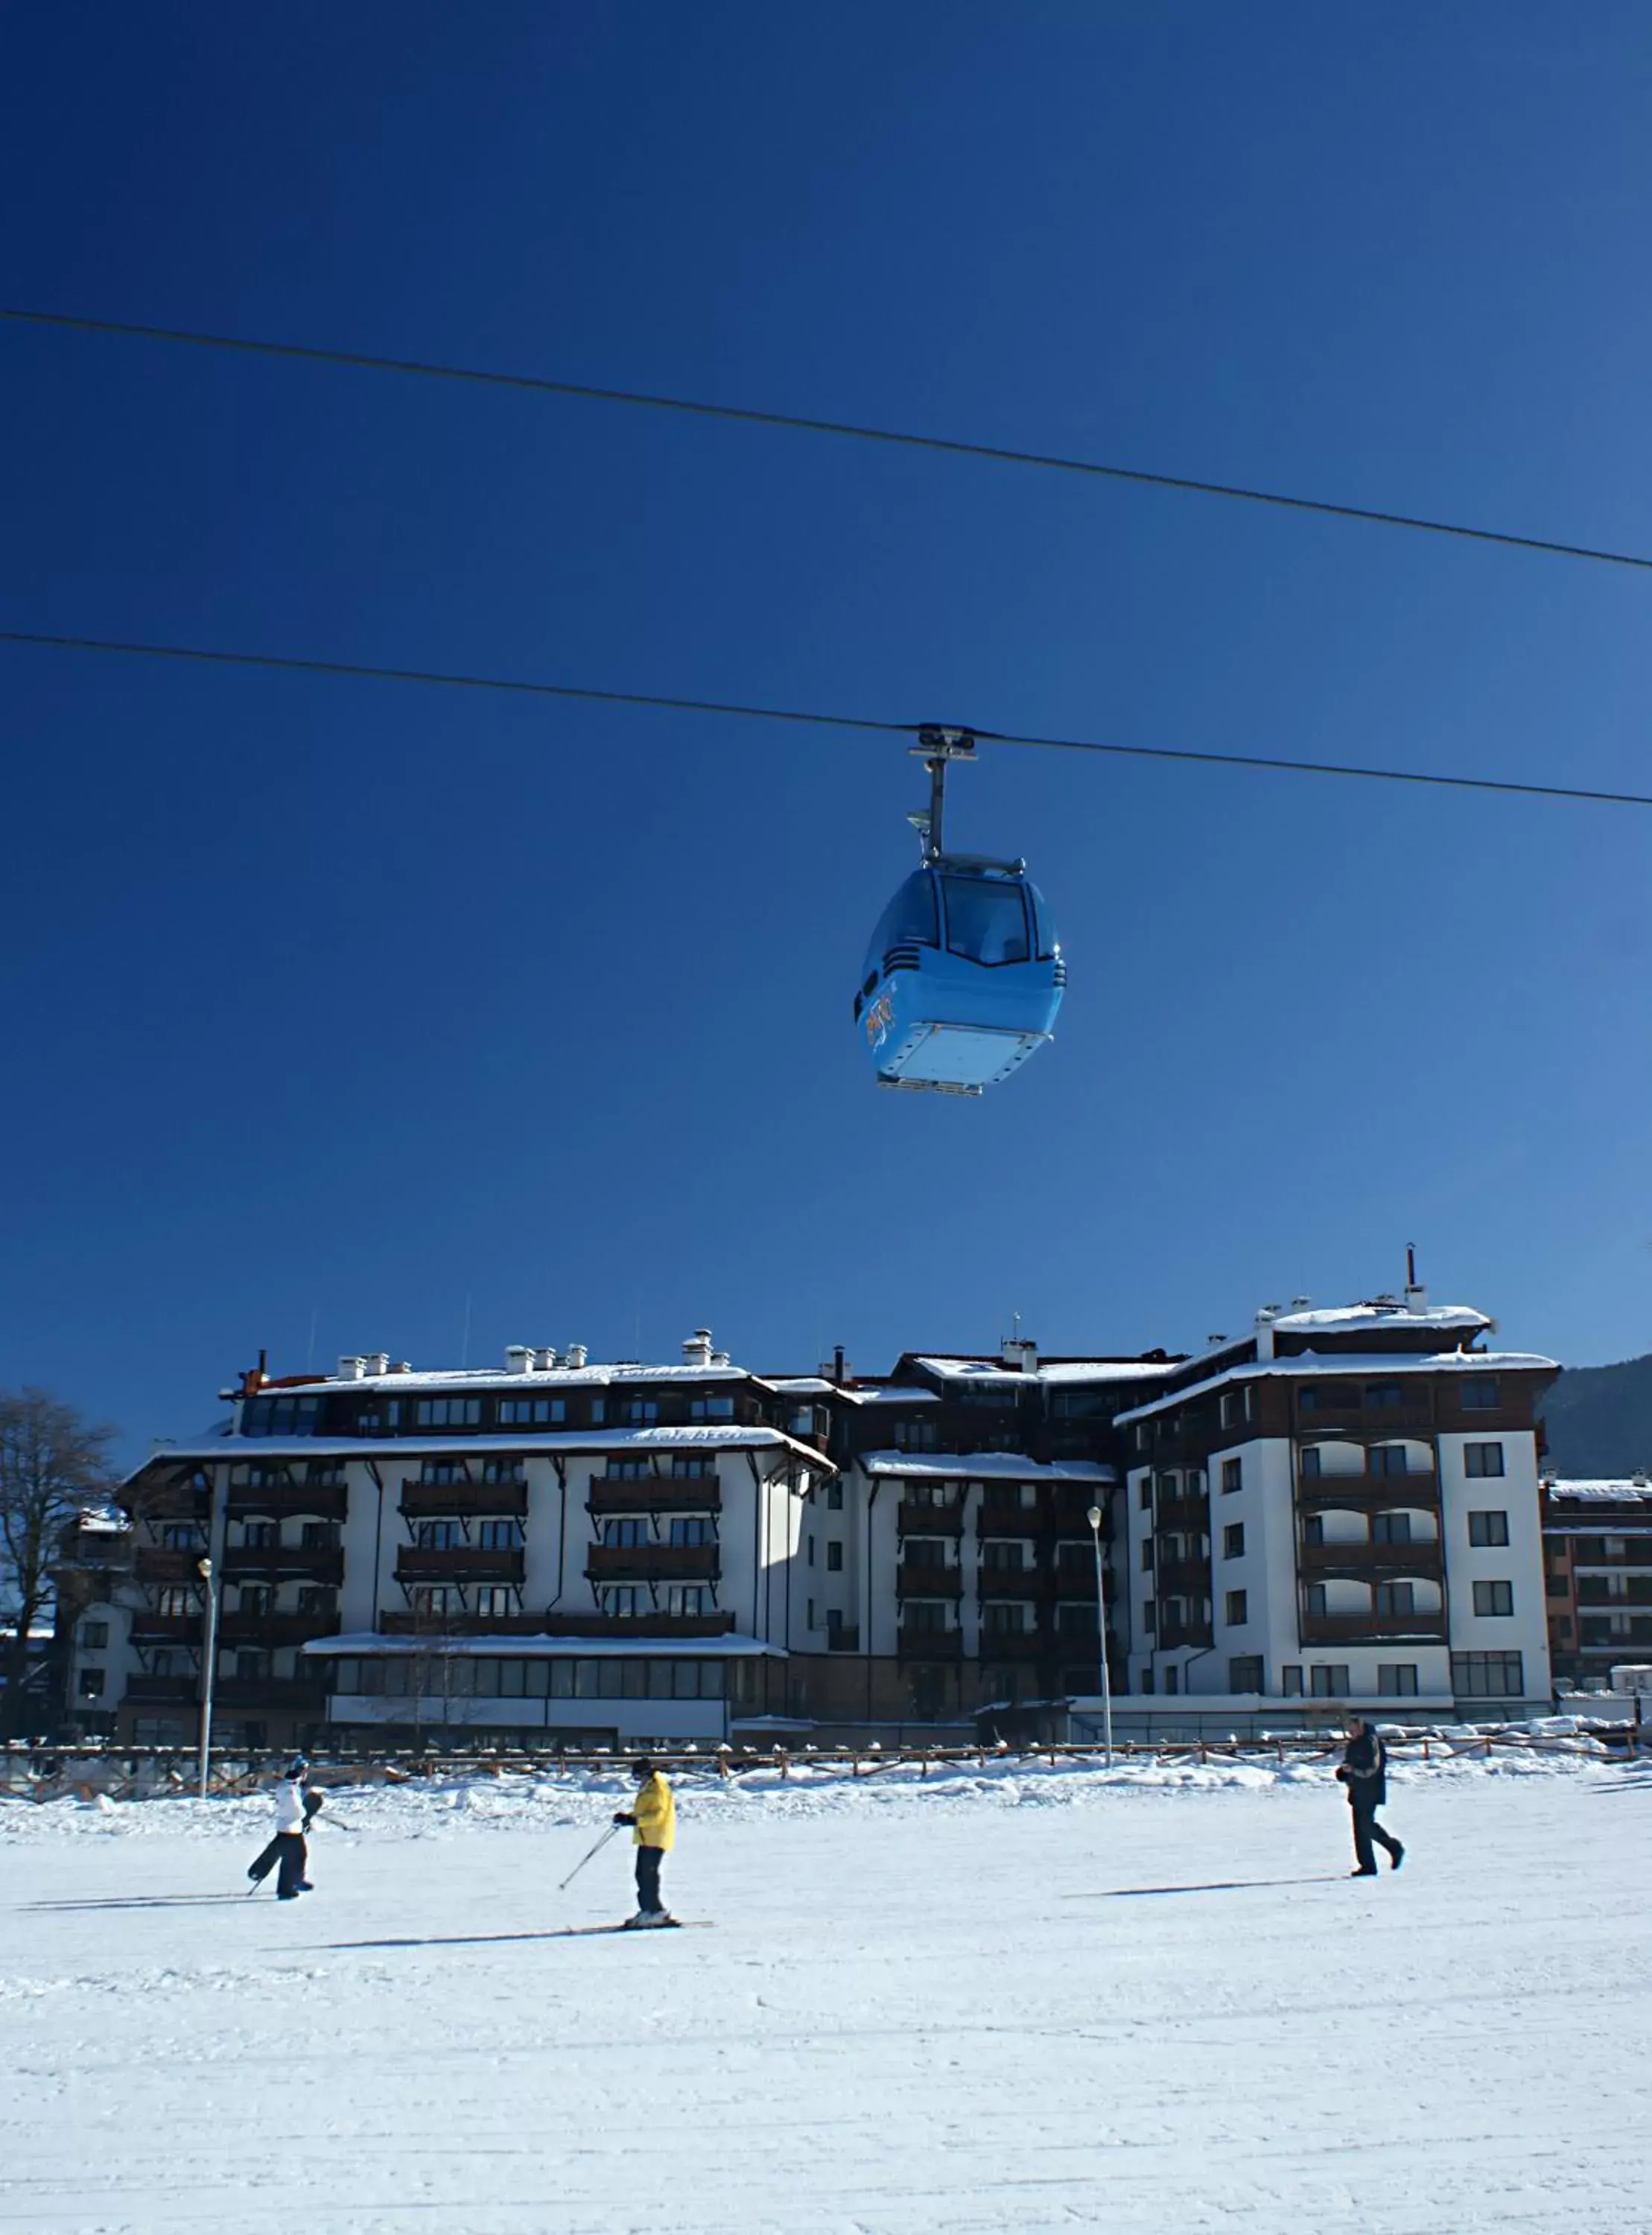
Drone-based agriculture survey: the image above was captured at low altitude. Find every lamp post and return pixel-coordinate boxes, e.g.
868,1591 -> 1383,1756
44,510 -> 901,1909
1085,1505 -> 1113,1766
196,1555 -> 220,1801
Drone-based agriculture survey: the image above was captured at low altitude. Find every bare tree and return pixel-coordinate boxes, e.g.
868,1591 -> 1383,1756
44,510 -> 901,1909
0,1388 -> 117,1736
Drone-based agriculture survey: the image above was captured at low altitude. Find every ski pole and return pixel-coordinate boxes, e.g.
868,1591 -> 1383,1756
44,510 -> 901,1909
559,1821 -> 620,1892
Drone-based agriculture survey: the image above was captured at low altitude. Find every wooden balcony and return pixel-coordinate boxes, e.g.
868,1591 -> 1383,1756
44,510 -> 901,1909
978,1498 -> 1047,1535
395,1546 -> 525,1585
130,1613 -> 200,1644
898,1559 -> 965,1597
1299,1610 -> 1447,1646
219,1611 -> 339,1647
1295,1401 -> 1437,1438
584,1543 -> 719,1585
898,1498 -> 965,1536
825,1626 -> 861,1652
400,1480 -> 529,1519
132,1478 -> 211,1521
1575,1576 -> 1652,1607
897,1625 -> 963,1660
1299,1541 -> 1443,1581
226,1482 -> 349,1521
588,1481 -> 722,1518
1155,1556 -> 1211,1597
1157,1618 -> 1214,1650
125,1673 -> 198,1703
976,1627 -> 1048,1661
976,1562 -> 1043,1597
135,1545 -> 206,1585
224,1544 -> 345,1586
1297,1470 -> 1440,1512
1155,1494 -> 1210,1535
213,1677 -> 329,1711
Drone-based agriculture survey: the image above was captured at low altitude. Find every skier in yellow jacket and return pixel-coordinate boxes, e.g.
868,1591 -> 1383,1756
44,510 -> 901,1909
613,1757 -> 676,1927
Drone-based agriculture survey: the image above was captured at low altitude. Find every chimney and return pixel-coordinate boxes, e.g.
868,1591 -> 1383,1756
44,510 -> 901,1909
563,1342 -> 588,1370
505,1345 -> 533,1374
833,1345 -> 847,1386
363,1351 -> 390,1377
683,1328 -> 714,1369
532,1347 -> 557,1372
1000,1336 -> 1038,1373
1404,1245 -> 1427,1313
710,1350 -> 731,1368
337,1355 -> 363,1381
1254,1307 -> 1280,1363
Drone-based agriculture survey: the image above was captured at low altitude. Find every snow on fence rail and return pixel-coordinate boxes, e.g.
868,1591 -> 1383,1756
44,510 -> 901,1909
0,1722 -> 1630,1801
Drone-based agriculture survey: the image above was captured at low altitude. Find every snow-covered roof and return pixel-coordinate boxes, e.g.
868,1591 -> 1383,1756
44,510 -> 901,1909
303,1631 -> 784,1660
123,1424 -> 833,1485
860,1451 -> 1116,1484
764,1378 -> 836,1397
1545,1480 -> 1652,1504
72,1506 -> 130,1535
835,1384 -> 941,1407
1115,1349 -> 1558,1427
226,1360 -> 760,1401
1269,1302 -> 1493,1335
910,1357 -> 1174,1388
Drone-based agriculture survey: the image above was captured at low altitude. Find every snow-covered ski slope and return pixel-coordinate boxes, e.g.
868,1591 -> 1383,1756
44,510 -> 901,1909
3,1753 -> 1648,2235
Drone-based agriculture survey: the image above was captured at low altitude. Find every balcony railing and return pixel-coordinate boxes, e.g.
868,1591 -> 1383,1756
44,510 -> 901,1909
584,1544 -> 719,1584
388,1609 -> 738,1641
224,1544 -> 345,1585
213,1677 -> 329,1711
896,1625 -> 963,1660
219,1611 -> 340,1647
589,1480 -> 722,1517
135,1545 -> 206,1585
1154,1494 -> 1210,1535
1298,1541 -> 1443,1580
1299,1610 -> 1447,1645
394,1546 -> 525,1585
130,1613 -> 200,1644
897,1560 -> 964,1597
976,1627 -> 1047,1660
1575,1576 -> 1652,1607
1157,1617 -> 1214,1650
978,1499 -> 1047,1535
976,1562 -> 1043,1597
897,1499 -> 965,1536
226,1483 -> 349,1521
825,1626 -> 861,1652
1297,1469 -> 1440,1510
1154,1556 -> 1211,1597
1295,1401 -> 1437,1437
124,1673 -> 198,1703
400,1480 -> 529,1519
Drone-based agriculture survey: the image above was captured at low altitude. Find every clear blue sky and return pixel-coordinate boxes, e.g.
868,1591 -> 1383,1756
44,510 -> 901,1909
4,4 -> 1651,1459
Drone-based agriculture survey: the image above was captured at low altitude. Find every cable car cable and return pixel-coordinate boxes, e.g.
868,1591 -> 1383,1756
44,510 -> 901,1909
4,625 -> 1651,811
4,305 -> 1651,578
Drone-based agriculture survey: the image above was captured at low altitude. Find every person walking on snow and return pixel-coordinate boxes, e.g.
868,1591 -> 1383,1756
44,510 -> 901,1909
1337,1714 -> 1404,1877
612,1757 -> 676,1924
247,1756 -> 323,1899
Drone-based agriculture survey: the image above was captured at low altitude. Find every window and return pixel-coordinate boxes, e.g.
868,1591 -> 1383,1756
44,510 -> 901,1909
156,1587 -> 198,1618
1229,1655 -> 1263,1693
1139,1667 -> 1155,1693
1452,1650 -> 1524,1697
1298,1445 -> 1322,1479
422,1459 -> 464,1483
689,1395 -> 735,1421
1224,1590 -> 1248,1626
1301,1514 -> 1324,1547
1370,1445 -> 1410,1476
239,1585 -> 274,1615
1221,1458 -> 1243,1495
670,1455 -> 714,1479
1156,1471 -> 1180,1499
1460,1378 -> 1500,1411
940,874 -> 1031,964
904,1537 -> 950,1572
1374,1582 -> 1414,1617
668,1517 -> 715,1548
1186,1469 -> 1206,1495
150,1648 -> 175,1676
1469,1509 -> 1510,1547
600,1587 -> 642,1617
415,1398 -> 482,1428
982,1602 -> 1029,1639
984,1539 -> 1027,1573
826,1541 -> 844,1572
1138,1479 -> 1153,1511
498,1397 -> 565,1425
476,1519 -> 517,1550
77,1667 -> 106,1699
1465,1444 -> 1505,1479
1299,1383 -> 1353,1413
296,1586 -> 336,1616
1546,1572 -> 1570,1598
410,1587 -> 451,1615
1139,1538 -> 1155,1573
162,1522 -> 206,1550
603,1518 -> 646,1548
902,1600 -> 950,1635
241,1521 -> 278,1548
892,1418 -> 940,1452
478,1458 -> 522,1484
1379,1664 -> 1420,1696
474,1586 -> 514,1617
1310,1664 -> 1350,1698
301,1521 -> 340,1550
807,1597 -> 817,1629
825,1606 -> 846,1634
235,1649 -> 270,1680
1163,1665 -> 1180,1695
1472,1580 -> 1514,1617
1371,1511 -> 1412,1545
827,1481 -> 844,1510
667,1587 -> 711,1617
606,1459 -> 653,1481
1281,1664 -> 1304,1696
1219,1386 -> 1254,1430
241,1394 -> 320,1438
590,1399 -> 606,1424
1303,1584 -> 1328,1617
415,1519 -> 460,1550
79,1620 -> 109,1649
806,1535 -> 816,1567
1055,1601 -> 1099,1640
1222,1524 -> 1245,1560
1364,1382 -> 1403,1409
1142,1600 -> 1156,1634
621,1398 -> 659,1424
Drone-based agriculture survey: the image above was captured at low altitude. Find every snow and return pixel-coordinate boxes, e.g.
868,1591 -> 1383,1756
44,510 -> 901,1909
302,1629 -> 781,1660
861,1450 -> 1116,1482
1268,1302 -> 1493,1334
1546,1478 -> 1652,1503
1115,1348 -> 1560,1424
1,1753 -> 1646,2235
126,1423 -> 833,1475
910,1355 -> 1173,1386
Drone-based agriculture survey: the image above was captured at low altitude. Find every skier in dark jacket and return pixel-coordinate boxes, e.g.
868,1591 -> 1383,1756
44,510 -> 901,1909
1336,1715 -> 1404,1876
